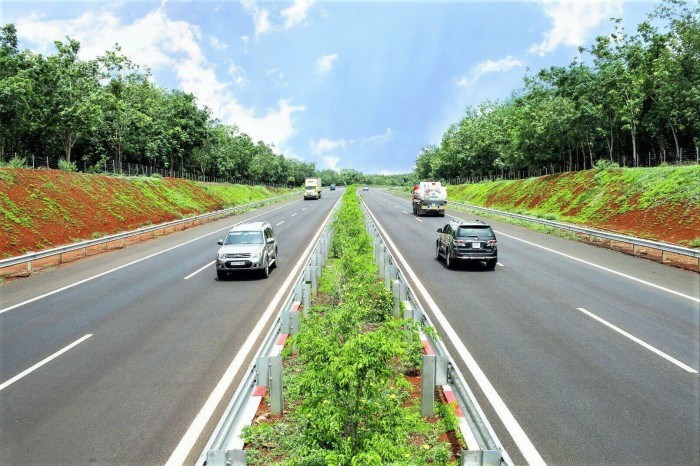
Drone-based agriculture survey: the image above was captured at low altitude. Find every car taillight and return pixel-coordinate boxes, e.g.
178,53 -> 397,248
487,240 -> 497,247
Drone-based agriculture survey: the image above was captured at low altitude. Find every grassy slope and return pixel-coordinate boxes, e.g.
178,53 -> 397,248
446,166 -> 700,245
0,168 -> 296,257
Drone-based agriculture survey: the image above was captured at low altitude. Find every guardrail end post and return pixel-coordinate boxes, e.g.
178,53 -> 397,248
421,355 -> 436,417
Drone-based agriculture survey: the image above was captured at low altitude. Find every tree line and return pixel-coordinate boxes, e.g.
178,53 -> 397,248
416,0 -> 699,181
0,24 -> 317,185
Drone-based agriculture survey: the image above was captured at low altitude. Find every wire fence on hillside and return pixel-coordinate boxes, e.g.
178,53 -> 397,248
447,147 -> 699,185
0,154 -> 292,188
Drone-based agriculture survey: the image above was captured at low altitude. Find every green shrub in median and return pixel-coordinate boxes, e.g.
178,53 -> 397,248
243,187 -> 459,465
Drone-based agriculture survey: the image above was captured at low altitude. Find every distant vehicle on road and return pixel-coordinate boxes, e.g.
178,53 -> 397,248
330,184 -> 336,191
216,221 -> 277,279
436,220 -> 497,270
304,178 -> 322,200
362,185 -> 369,191
413,181 -> 446,216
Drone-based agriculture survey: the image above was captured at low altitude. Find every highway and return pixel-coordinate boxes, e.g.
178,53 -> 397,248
361,189 -> 699,465
0,188 -> 343,465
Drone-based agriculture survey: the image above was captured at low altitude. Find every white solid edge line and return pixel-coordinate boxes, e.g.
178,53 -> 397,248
184,261 -> 216,280
276,221 -> 285,226
166,195 -> 343,466
0,200 -> 301,315
0,334 -> 92,391
377,190 -> 699,304
364,202 -> 546,466
577,308 -> 698,374
495,231 -> 700,303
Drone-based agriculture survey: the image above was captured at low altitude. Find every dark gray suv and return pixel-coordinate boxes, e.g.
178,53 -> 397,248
216,221 -> 277,279
436,220 -> 498,270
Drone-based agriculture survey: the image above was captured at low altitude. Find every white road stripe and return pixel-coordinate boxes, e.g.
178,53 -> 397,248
166,196 -> 343,465
291,213 -> 297,217
301,207 -> 306,210
577,308 -> 697,373
0,334 -> 92,391
364,201 -> 544,466
184,261 -> 215,280
496,231 -> 700,303
414,217 -> 424,223
402,211 -> 408,214
0,200 -> 300,315
497,262 -> 504,267
276,221 -> 285,226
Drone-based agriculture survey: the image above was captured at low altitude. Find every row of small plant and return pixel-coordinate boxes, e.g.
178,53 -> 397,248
243,187 -> 462,465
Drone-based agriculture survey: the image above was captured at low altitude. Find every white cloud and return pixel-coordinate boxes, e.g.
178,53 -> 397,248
209,35 -> 228,50
316,53 -> 338,74
322,155 -> 340,171
281,0 -> 314,29
228,64 -> 248,86
16,6 -> 303,149
243,0 -> 314,36
529,0 -> 622,56
266,67 -> 289,88
456,55 -> 523,88
364,128 -> 393,144
311,138 -> 347,154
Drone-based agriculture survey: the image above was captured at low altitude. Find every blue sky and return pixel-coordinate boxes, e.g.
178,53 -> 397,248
4,1 -> 657,174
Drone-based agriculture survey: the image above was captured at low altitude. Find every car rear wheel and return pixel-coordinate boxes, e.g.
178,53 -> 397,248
486,259 -> 497,270
446,249 -> 454,269
435,242 -> 441,261
272,247 -> 278,269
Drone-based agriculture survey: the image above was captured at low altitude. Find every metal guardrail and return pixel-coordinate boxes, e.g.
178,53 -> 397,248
360,198 -> 511,466
197,198 -> 339,465
385,189 -> 700,262
0,191 -> 302,273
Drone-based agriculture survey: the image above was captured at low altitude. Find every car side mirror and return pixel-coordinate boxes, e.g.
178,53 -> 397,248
266,237 -> 275,244
217,239 -> 224,245
436,228 -> 442,233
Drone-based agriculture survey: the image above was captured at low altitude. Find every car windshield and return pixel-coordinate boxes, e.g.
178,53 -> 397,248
226,231 -> 263,245
305,185 -> 316,190
456,226 -> 494,238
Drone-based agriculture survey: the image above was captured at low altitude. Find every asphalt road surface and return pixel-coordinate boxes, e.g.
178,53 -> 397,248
362,188 -> 699,465
0,188 -> 343,465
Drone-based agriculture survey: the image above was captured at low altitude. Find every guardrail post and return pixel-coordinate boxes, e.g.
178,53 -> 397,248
311,266 -> 318,296
661,250 -> 667,262
379,247 -> 385,276
421,355 -> 436,417
392,280 -> 401,318
257,356 -> 283,415
421,354 -> 448,417
303,283 -> 311,313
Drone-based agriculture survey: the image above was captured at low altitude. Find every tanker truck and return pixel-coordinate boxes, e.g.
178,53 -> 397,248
412,181 -> 446,216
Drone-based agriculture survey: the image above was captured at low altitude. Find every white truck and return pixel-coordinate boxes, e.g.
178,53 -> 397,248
304,178 -> 322,200
412,181 -> 446,216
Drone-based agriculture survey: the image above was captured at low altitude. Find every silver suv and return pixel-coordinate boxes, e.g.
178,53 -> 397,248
216,221 -> 278,279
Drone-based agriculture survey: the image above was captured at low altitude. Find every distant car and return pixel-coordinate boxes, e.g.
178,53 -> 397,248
436,220 -> 497,270
362,185 -> 369,191
330,184 -> 336,191
216,221 -> 277,279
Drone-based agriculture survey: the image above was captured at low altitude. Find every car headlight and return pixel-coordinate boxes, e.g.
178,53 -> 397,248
218,252 -> 227,260
250,249 -> 263,259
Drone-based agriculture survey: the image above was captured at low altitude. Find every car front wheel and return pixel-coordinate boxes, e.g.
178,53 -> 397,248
261,257 -> 270,278
217,270 -> 226,280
